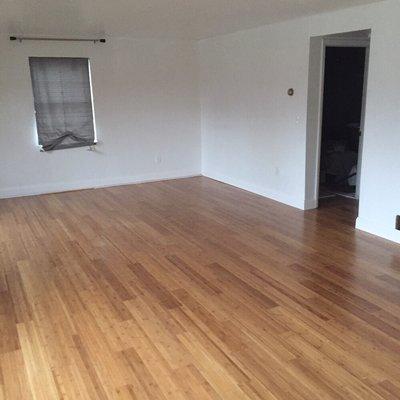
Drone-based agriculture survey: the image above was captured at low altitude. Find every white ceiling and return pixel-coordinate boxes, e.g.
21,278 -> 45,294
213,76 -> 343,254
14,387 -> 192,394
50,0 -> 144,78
1,0 -> 383,40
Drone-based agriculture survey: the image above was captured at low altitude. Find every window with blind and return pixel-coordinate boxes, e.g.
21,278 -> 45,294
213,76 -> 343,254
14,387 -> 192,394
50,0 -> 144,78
29,57 -> 96,151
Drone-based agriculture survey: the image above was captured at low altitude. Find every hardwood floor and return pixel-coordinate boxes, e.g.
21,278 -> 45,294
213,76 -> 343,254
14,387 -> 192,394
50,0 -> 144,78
0,176 -> 399,399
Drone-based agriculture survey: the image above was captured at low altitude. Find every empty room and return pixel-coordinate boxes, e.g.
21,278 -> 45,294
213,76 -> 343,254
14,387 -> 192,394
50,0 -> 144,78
0,0 -> 400,399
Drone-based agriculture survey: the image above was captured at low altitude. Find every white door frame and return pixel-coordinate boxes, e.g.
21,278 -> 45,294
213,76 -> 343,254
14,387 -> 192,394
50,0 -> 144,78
304,34 -> 370,212
356,45 -> 370,199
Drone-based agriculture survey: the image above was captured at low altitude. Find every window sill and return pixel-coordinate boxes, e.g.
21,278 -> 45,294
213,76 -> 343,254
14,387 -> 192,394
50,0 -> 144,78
39,142 -> 98,152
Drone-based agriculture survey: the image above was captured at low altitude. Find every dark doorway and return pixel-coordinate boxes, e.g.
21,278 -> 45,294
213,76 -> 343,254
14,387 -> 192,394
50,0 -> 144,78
319,46 -> 366,210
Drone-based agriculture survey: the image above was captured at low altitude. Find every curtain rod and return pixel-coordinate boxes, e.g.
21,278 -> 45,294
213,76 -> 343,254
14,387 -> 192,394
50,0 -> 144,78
10,36 -> 106,43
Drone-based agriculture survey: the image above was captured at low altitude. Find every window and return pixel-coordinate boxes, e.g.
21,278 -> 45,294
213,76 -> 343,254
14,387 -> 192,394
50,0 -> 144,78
29,57 -> 96,151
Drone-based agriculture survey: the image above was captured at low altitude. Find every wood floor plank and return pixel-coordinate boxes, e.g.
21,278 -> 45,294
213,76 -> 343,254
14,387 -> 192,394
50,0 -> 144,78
0,177 -> 399,399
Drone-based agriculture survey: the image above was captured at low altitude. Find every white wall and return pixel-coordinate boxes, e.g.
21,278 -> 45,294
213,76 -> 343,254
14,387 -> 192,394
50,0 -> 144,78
199,20 -> 310,208
0,37 -> 201,197
199,0 -> 400,243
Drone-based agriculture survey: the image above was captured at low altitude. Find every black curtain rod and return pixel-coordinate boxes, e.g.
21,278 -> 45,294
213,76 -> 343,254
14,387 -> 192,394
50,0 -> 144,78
10,36 -> 106,43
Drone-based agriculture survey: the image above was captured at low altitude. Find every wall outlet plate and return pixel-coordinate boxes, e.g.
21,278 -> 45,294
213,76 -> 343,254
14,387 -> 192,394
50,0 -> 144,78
396,215 -> 400,231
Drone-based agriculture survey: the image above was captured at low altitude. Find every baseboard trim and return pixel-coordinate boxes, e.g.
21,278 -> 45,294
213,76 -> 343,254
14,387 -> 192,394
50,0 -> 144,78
3,172 -> 399,245
356,216 -> 400,244
0,170 -> 201,199
203,171 -> 305,210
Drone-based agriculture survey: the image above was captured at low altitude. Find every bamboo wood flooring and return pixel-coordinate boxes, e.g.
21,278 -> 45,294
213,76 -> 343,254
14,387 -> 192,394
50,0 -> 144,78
0,176 -> 399,399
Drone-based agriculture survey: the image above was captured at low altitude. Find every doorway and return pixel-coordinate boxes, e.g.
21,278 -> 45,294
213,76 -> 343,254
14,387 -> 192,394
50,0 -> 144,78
305,30 -> 370,223
319,45 -> 367,207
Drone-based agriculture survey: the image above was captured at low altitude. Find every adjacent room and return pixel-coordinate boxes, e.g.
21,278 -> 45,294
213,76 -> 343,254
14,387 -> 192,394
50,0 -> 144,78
0,0 -> 399,399
317,30 -> 370,224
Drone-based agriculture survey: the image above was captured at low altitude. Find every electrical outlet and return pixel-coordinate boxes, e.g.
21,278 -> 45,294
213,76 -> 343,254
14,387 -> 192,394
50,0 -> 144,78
396,215 -> 400,231
155,155 -> 162,164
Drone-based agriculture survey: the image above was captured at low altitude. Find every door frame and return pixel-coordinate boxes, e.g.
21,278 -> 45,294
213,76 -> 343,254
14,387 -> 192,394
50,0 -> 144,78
305,33 -> 370,212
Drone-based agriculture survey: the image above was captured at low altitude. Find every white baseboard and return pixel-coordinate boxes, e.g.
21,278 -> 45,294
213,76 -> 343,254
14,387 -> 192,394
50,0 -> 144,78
0,169 -> 201,199
203,171 -> 305,210
356,216 -> 400,244
2,171 -> 399,246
